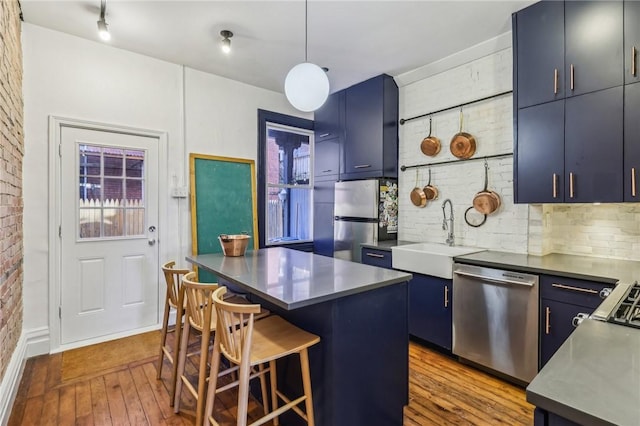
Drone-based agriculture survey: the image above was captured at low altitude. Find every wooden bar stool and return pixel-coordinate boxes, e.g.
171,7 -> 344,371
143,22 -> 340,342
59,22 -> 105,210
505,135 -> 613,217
174,272 -> 269,425
157,260 -> 190,405
204,286 -> 320,426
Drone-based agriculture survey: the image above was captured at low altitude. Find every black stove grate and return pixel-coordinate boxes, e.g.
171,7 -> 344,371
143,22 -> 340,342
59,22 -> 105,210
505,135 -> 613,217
608,284 -> 640,328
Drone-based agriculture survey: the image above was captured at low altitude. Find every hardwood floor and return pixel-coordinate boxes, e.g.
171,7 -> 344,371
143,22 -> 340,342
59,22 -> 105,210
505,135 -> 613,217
8,333 -> 534,425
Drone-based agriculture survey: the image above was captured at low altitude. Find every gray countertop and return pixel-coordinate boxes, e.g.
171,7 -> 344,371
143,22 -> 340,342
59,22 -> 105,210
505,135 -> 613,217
187,247 -> 412,310
527,318 -> 640,426
454,251 -> 640,285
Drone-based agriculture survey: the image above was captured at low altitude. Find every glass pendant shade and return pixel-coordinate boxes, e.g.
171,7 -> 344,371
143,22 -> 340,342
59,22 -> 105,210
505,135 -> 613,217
285,62 -> 330,112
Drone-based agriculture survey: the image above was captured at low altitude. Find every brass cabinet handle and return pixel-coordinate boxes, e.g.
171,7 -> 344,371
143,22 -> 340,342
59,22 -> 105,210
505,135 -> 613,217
319,133 -> 331,138
552,173 -> 558,198
545,306 -> 551,335
570,64 -> 575,90
554,68 -> 558,94
633,167 -> 637,197
365,252 -> 385,259
354,164 -> 371,169
321,169 -> 332,173
444,285 -> 449,308
569,172 -> 575,198
633,46 -> 637,77
552,283 -> 598,294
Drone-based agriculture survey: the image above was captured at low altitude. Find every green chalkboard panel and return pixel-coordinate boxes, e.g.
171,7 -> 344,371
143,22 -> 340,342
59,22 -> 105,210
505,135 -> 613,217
189,153 -> 258,282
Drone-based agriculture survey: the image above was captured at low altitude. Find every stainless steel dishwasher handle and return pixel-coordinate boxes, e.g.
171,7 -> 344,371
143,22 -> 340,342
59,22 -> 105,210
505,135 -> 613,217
453,270 -> 535,287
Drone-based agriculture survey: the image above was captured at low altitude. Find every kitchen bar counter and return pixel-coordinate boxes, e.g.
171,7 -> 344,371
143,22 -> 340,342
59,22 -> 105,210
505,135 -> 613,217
527,319 -> 640,426
454,251 -> 640,284
187,247 -> 411,426
187,247 -> 411,310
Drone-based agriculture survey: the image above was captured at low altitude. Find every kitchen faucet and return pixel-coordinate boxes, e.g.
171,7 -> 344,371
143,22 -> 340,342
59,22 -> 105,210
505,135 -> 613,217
442,199 -> 454,246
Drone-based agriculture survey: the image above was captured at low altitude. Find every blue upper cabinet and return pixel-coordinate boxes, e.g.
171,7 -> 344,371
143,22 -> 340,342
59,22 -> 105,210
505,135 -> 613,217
625,1 -> 640,85
513,0 -> 626,204
342,74 -> 399,180
625,82 -> 640,201
314,90 -> 345,144
564,1 -> 623,98
515,1 -> 565,109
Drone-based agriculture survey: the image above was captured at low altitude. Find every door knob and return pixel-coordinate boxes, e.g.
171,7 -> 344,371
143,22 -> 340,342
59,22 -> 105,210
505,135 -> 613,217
148,239 -> 156,246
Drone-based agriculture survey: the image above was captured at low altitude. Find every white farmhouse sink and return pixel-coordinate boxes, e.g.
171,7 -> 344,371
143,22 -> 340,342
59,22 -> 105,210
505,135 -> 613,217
391,243 -> 485,279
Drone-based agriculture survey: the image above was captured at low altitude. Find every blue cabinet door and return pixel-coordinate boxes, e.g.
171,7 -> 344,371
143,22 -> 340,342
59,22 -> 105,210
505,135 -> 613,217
314,90 -> 345,143
409,274 -> 452,351
540,298 -> 589,368
514,1 -> 565,109
565,1 -> 623,98
515,100 -> 565,203
625,82 -> 640,201
314,138 -> 340,180
564,86 -> 623,203
313,201 -> 334,257
625,1 -> 640,85
342,74 -> 398,180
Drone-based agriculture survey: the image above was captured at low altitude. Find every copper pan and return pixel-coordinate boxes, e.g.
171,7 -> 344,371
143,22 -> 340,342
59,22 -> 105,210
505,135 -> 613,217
423,168 -> 439,201
472,161 -> 501,215
420,117 -> 441,157
450,109 -> 476,159
410,169 -> 427,207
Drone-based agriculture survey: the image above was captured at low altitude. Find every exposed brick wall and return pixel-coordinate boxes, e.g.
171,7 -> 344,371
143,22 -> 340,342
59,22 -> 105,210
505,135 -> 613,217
0,0 -> 24,382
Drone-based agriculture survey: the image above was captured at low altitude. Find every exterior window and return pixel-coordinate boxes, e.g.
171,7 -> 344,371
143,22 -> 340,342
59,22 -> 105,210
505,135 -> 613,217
78,144 -> 146,239
264,123 -> 313,245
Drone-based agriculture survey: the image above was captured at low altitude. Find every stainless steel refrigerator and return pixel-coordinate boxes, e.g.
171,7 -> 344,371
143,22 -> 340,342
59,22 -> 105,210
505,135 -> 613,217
333,179 -> 398,262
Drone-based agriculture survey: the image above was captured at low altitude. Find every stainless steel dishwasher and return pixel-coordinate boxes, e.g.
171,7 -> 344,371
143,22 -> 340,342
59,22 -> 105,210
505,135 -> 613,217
452,263 -> 539,384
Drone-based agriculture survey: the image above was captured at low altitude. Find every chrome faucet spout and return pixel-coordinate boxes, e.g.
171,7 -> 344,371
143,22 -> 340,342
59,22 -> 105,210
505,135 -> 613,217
442,199 -> 454,246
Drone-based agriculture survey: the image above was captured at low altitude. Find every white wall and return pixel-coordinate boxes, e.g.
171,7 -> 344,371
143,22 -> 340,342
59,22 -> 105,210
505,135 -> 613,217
21,23 -> 309,353
397,48 -> 529,252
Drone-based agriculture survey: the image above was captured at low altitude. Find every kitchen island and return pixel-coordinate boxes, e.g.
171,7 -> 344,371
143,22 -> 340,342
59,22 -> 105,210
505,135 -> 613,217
186,247 -> 412,426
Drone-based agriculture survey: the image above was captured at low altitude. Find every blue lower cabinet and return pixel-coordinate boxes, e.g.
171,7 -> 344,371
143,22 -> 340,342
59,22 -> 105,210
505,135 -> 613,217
535,408 -> 581,426
361,247 -> 392,269
409,274 -> 452,350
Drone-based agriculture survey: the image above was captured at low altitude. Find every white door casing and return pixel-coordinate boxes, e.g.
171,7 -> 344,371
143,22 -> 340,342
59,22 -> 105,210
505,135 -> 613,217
49,118 -> 165,350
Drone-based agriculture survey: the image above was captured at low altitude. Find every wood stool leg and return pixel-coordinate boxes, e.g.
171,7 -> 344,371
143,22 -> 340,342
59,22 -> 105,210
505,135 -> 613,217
300,349 -> 315,426
156,299 -> 170,379
204,331 -> 222,426
195,326 -> 211,426
236,359 -> 252,426
169,303 -> 184,407
258,363 -> 269,416
269,360 -> 279,426
173,321 -> 191,413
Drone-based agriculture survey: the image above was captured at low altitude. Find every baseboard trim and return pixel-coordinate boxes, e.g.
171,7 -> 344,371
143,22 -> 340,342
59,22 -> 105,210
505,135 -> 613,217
0,333 -> 27,426
25,326 -> 50,358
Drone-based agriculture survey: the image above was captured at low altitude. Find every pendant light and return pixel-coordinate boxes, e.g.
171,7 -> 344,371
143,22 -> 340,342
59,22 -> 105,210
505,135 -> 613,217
284,0 -> 329,112
97,0 -> 110,41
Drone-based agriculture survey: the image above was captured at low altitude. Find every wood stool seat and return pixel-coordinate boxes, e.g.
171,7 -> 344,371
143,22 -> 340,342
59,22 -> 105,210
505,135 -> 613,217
205,287 -> 320,426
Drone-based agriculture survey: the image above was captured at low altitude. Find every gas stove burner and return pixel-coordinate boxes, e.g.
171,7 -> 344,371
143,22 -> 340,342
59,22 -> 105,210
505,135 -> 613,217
608,281 -> 640,329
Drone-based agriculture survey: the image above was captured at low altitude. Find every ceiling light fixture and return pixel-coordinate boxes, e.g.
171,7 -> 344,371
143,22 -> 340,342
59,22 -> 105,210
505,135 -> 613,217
97,0 -> 110,41
220,30 -> 233,54
284,0 -> 329,112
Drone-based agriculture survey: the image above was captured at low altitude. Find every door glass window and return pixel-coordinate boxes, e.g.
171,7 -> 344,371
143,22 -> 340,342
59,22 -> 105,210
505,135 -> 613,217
78,144 -> 146,239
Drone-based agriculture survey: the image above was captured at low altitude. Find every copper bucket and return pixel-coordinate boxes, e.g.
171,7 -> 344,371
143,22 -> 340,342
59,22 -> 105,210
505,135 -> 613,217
218,234 -> 251,256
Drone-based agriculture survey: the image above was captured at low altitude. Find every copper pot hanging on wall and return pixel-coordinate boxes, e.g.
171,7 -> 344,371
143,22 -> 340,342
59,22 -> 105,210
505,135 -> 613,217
420,117 -> 441,157
450,108 -> 476,159
472,160 -> 501,215
410,169 -> 427,207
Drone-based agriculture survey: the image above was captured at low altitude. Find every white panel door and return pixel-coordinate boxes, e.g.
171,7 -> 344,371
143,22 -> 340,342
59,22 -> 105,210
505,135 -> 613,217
60,126 -> 159,345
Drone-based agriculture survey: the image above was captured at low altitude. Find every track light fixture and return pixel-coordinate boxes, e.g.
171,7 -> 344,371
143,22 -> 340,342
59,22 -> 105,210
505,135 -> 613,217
97,0 -> 110,41
284,0 -> 329,112
220,30 -> 233,54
